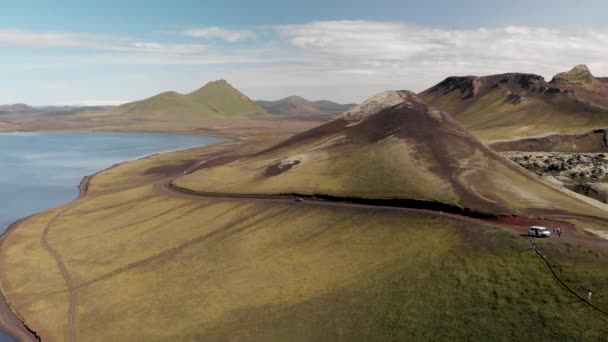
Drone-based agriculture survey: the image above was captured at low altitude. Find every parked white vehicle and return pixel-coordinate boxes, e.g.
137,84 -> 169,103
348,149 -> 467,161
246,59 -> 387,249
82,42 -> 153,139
528,226 -> 551,237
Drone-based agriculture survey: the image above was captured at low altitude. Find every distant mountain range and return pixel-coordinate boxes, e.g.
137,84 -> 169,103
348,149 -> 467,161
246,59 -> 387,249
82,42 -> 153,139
0,103 -> 38,114
87,80 -> 266,119
420,64 -> 608,141
0,103 -> 113,116
256,96 -> 356,116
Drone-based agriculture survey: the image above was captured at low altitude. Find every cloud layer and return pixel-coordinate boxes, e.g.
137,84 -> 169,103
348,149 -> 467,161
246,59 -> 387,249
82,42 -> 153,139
184,27 -> 257,41
277,21 -> 608,77
4,21 -> 608,103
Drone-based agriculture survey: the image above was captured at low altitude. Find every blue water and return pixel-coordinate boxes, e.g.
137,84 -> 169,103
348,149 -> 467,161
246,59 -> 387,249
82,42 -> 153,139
0,131 -> 225,341
0,131 -> 225,233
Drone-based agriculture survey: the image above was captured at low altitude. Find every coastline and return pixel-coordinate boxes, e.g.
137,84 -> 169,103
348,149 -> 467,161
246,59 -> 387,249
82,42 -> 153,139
0,133 -> 234,341
0,218 -> 40,342
0,172 -> 96,341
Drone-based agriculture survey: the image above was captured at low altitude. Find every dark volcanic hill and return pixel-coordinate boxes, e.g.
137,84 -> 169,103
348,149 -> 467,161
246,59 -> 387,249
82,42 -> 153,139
175,90 -> 608,218
420,65 -> 608,141
256,96 -> 355,116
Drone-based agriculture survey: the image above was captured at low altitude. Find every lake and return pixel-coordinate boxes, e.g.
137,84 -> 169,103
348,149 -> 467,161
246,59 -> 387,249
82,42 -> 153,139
0,132 -> 225,233
0,131 -> 225,341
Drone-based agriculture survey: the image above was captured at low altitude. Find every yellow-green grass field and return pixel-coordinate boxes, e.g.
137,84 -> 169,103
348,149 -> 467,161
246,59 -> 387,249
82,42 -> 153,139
1,139 -> 608,341
81,80 -> 266,120
174,105 -> 608,221
421,88 -> 608,143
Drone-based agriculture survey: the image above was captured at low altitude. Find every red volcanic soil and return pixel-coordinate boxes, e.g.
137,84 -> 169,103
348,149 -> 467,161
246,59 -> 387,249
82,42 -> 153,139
493,215 -> 575,232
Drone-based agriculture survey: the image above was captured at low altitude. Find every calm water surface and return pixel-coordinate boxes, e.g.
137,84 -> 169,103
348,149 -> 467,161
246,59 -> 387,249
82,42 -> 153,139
0,131 -> 225,233
0,131 -> 225,341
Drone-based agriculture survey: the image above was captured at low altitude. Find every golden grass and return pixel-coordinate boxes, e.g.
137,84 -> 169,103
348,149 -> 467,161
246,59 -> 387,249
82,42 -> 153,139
176,137 -> 458,202
421,89 -> 608,142
175,130 -> 608,221
1,139 -> 608,340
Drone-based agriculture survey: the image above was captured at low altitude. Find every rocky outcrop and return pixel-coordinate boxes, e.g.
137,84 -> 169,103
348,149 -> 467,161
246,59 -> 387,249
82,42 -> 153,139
422,65 -> 608,107
504,152 -> 608,181
551,64 -> 598,88
492,129 -> 608,153
422,73 -> 549,101
573,183 -> 608,203
504,151 -> 608,203
339,90 -> 419,123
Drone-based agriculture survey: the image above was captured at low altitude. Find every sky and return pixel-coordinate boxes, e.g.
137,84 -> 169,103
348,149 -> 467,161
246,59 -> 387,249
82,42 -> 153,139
3,0 -> 608,105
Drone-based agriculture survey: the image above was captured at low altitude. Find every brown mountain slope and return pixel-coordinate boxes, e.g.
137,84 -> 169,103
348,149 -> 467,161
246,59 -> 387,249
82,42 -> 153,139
256,96 -> 355,116
0,103 -> 38,114
174,91 -> 608,218
420,65 -> 608,142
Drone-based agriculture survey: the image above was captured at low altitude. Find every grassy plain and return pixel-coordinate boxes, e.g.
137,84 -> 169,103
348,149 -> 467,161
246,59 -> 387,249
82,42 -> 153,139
2,88 -> 608,340
1,137 -> 608,341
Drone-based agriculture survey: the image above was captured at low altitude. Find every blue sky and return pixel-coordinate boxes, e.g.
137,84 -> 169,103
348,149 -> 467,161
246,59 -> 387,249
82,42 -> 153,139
3,0 -> 608,105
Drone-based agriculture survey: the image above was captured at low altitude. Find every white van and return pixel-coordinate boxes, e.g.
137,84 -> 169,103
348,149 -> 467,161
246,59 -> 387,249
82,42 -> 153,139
528,226 -> 551,238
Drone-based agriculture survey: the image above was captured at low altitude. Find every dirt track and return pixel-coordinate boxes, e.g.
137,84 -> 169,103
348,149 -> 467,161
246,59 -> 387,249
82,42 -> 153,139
0,219 -> 40,342
41,205 -> 80,342
0,174 -> 94,341
162,146 -> 583,238
3,141 -> 608,341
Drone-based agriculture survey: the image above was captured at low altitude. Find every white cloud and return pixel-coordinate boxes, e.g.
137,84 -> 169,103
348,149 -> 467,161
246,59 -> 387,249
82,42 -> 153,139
184,27 -> 257,42
275,21 -> 608,82
0,29 -> 209,54
133,41 -> 163,49
0,29 -> 128,49
45,82 -> 66,90
6,22 -> 608,103
130,41 -> 209,54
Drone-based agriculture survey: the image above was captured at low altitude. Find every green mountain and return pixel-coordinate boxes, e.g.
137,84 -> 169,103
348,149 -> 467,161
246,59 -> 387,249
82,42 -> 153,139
94,80 -> 266,119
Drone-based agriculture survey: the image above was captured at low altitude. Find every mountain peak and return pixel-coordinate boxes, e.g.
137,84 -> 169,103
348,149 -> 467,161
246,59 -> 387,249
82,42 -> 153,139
551,64 -> 596,86
95,78 -> 264,119
256,96 -> 355,116
340,90 -> 419,123
189,79 -> 243,98
197,79 -> 232,90
282,95 -> 309,103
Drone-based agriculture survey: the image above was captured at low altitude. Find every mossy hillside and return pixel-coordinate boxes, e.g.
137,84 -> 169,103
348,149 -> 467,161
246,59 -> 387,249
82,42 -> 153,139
1,139 -> 607,340
86,80 -> 266,119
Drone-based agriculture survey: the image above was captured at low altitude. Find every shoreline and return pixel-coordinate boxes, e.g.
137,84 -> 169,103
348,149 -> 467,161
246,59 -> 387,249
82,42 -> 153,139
0,133 -> 234,341
0,218 -> 40,342
0,128 -> 234,140
0,172 -> 95,342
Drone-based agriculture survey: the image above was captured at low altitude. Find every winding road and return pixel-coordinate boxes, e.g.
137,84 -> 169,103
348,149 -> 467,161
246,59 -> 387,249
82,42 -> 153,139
37,142 -> 608,341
